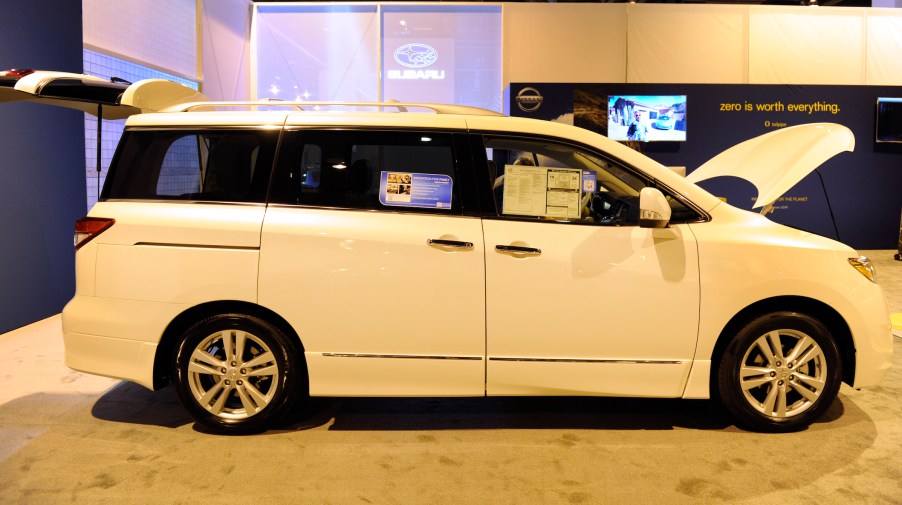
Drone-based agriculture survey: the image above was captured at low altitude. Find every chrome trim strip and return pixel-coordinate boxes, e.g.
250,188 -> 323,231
133,242 -> 259,251
322,353 -> 482,361
489,357 -> 683,365
101,199 -> 266,207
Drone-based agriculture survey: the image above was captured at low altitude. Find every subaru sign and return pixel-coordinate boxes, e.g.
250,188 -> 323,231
393,43 -> 439,68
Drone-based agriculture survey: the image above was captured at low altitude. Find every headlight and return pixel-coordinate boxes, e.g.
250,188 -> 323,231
848,256 -> 877,283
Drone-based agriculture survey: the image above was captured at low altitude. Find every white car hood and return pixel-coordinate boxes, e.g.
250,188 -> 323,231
686,123 -> 854,209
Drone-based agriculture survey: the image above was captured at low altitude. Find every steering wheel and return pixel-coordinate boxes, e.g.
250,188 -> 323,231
591,191 -> 627,224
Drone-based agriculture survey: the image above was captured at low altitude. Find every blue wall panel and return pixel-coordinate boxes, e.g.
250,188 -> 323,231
0,0 -> 85,333
510,83 -> 902,249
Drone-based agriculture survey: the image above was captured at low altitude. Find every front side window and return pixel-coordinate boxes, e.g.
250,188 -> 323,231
484,136 -> 697,225
103,129 -> 278,203
270,130 -> 461,213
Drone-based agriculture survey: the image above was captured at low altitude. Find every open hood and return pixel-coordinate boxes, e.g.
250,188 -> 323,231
685,123 -> 854,210
0,70 -> 208,119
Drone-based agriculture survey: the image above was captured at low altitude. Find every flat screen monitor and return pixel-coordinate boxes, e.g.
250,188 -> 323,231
876,97 -> 902,143
607,95 -> 687,142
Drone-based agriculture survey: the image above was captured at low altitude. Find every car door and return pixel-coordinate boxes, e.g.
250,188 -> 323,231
475,134 -> 702,397
258,127 -> 486,397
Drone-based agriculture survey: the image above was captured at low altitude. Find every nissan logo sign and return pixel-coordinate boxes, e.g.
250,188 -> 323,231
516,87 -> 543,112
394,43 -> 438,69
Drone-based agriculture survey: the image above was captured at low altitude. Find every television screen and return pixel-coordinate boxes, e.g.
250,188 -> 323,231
876,97 -> 902,143
607,95 -> 687,142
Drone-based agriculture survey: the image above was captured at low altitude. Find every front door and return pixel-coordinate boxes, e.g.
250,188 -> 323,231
477,134 -> 701,397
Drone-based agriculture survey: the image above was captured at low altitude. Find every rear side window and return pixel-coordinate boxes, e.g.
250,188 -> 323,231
102,129 -> 278,203
269,130 -> 461,213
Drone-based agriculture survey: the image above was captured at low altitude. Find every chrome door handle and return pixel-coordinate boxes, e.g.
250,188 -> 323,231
427,239 -> 474,250
495,244 -> 542,256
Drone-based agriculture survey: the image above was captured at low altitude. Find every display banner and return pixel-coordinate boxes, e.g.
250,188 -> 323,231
378,171 -> 453,209
510,83 -> 902,249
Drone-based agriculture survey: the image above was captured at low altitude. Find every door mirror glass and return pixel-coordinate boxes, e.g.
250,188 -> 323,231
639,187 -> 671,228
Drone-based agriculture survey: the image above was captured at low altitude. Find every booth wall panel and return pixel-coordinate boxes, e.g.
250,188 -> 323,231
0,1 -> 85,333
83,0 -> 198,80
202,0 -> 253,101
503,4 -> 627,85
627,5 -> 749,84
749,7 -> 866,85
865,10 -> 902,85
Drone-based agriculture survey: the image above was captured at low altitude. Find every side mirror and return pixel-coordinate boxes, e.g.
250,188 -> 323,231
639,187 -> 671,228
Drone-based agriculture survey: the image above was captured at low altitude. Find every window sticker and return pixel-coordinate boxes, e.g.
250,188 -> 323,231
379,171 -> 453,209
582,171 -> 596,194
502,165 -> 582,218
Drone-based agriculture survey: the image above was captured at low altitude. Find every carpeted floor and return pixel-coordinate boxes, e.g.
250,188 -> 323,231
0,251 -> 899,504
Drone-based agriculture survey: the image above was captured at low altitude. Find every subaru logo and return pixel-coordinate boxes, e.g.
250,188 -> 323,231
394,43 -> 438,69
516,87 -> 543,112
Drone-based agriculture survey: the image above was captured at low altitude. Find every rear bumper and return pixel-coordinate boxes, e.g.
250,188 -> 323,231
63,331 -> 158,389
61,295 -> 184,390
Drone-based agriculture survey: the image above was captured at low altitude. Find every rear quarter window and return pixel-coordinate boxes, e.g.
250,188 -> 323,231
102,129 -> 279,203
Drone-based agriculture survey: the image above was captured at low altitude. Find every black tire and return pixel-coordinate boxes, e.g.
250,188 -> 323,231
171,313 -> 305,434
716,312 -> 842,433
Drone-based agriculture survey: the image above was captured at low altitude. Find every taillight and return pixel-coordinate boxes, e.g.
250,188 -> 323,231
74,217 -> 114,250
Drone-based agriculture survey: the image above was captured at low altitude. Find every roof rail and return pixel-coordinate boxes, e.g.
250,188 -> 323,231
165,100 -> 505,116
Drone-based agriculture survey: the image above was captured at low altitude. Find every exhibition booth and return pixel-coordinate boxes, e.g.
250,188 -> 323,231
2,1 -> 902,331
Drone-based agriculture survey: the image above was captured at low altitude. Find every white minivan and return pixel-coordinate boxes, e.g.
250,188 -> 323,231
2,70 -> 893,434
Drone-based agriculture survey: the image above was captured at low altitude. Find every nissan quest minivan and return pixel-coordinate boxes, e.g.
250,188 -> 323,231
1,70 -> 893,434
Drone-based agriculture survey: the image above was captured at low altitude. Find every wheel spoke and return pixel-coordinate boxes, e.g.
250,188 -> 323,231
222,331 -> 234,361
775,386 -> 788,417
789,380 -> 820,403
785,336 -> 813,363
209,385 -> 231,415
794,372 -> 825,390
243,380 -> 270,407
191,349 -> 225,370
235,384 -> 259,414
234,331 -> 247,362
198,380 -> 226,410
766,331 -> 785,363
243,350 -> 275,369
795,344 -> 823,368
761,383 -> 779,414
740,366 -> 773,390
247,364 -> 278,377
753,333 -> 780,366
188,360 -> 224,377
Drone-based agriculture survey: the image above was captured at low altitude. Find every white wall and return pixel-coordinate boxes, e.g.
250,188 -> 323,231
502,3 -> 902,87
627,4 -> 748,84
83,0 -> 198,80
201,0 -> 253,101
503,4 -> 626,84
86,3 -> 902,99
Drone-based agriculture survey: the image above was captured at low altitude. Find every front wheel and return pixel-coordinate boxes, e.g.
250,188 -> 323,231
716,312 -> 842,432
172,314 -> 305,434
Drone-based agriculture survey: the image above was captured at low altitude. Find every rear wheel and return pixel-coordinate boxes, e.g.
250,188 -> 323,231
172,314 -> 305,434
716,312 -> 842,432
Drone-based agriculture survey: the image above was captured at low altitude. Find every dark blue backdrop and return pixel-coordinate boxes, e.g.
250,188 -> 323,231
0,1 -> 85,333
510,83 -> 902,250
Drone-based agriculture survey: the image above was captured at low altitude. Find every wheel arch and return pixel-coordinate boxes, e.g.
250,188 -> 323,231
708,295 -> 855,398
152,300 -> 305,390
